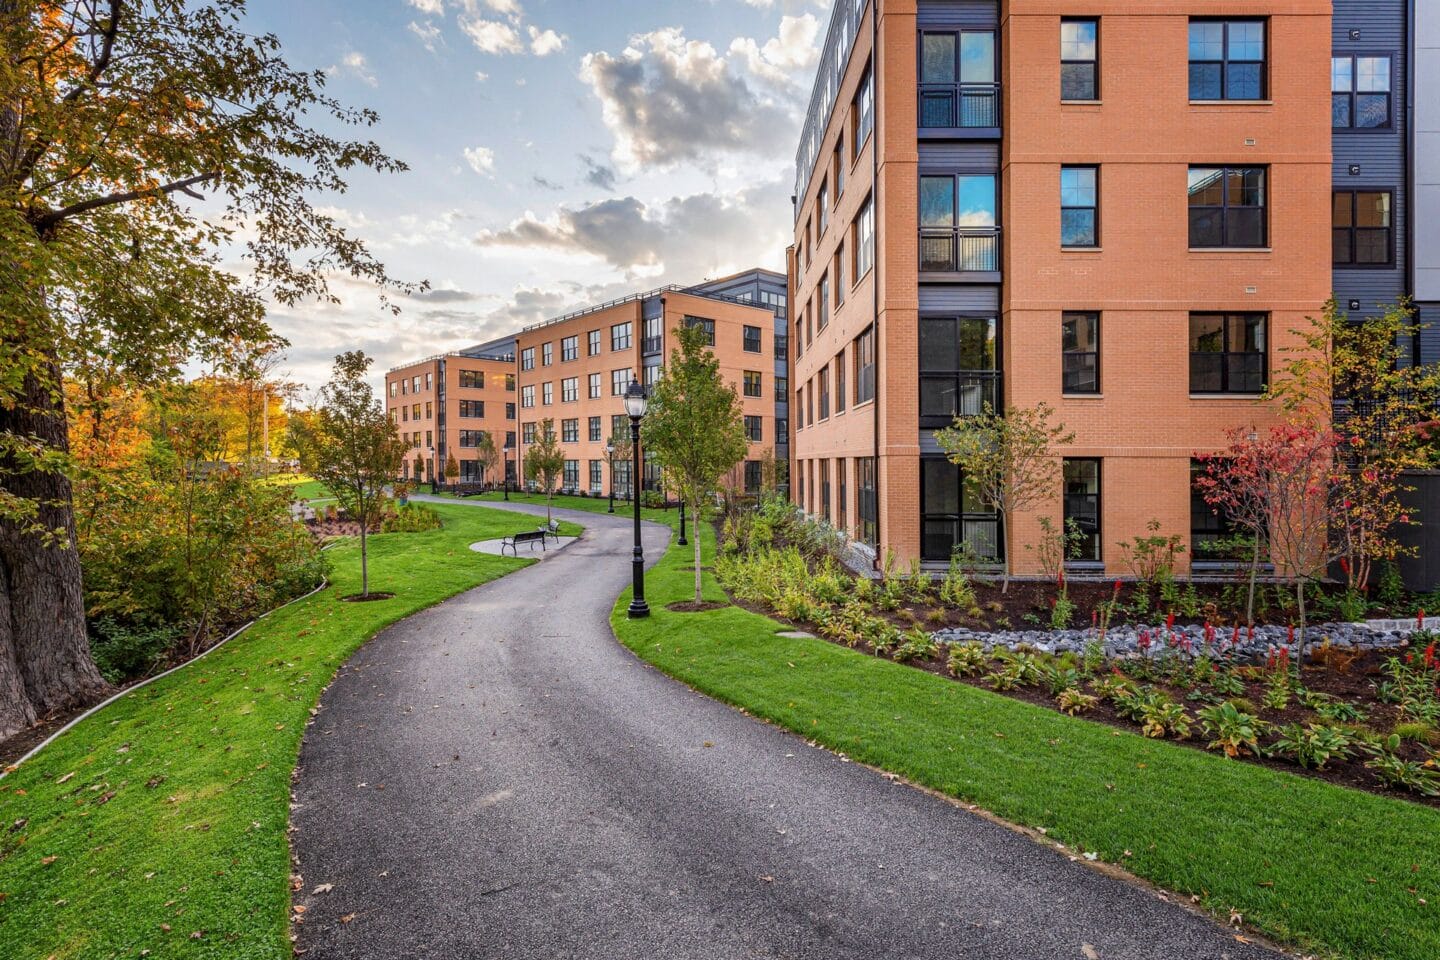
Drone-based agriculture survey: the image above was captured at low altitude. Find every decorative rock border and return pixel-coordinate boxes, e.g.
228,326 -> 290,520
932,620 -> 1420,662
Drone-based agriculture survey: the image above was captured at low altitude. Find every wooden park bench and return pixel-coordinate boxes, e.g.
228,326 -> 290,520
501,529 -> 547,556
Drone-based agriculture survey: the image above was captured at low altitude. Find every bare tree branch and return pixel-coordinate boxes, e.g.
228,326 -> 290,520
33,171 -> 217,231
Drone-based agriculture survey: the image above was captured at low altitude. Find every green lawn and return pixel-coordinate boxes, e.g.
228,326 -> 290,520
0,503 -> 578,959
612,520 -> 1440,960
435,489 -> 677,524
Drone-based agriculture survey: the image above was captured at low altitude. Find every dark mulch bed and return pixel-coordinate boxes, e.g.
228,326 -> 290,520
666,600 -> 727,613
339,592 -> 394,602
305,519 -> 376,540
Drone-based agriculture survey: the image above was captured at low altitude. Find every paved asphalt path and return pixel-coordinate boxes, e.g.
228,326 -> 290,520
291,499 -> 1280,960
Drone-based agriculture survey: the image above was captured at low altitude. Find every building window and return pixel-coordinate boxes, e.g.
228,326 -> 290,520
919,316 -> 998,426
542,382 -> 553,405
743,370 -> 762,398
775,375 -> 787,399
411,403 -> 420,421
858,459 -> 879,546
919,30 -> 997,127
854,195 -> 875,279
458,430 -> 480,448
685,316 -> 715,346
588,416 -> 602,442
461,459 -> 481,482
589,459 -> 603,491
1188,19 -> 1265,100
588,372 -> 601,399
1061,19 -> 1098,100
611,322 -> 632,351
854,326 -> 875,404
835,353 -> 847,413
921,174 -> 998,271
424,401 -> 432,419
522,422 -> 536,444
1060,166 -> 1098,247
833,138 -> 845,196
818,179 -> 829,234
743,325 -> 762,353
644,364 -> 660,388
412,377 -> 420,393
562,418 -> 579,443
921,458 -> 1000,562
834,245 -> 845,304
459,399 -> 485,418
561,335 -> 579,362
745,415 -> 763,442
611,368 -> 632,396
818,371 -> 830,420
837,458 -> 847,533
1332,55 -> 1392,128
1189,313 -> 1266,394
820,459 -> 831,521
611,414 -> 626,437
390,381 -> 397,397
1064,459 -> 1102,562
562,377 -> 579,402
563,460 -> 579,489
506,402 -> 516,420
744,460 -> 762,494
1188,167 -> 1266,248
1191,459 -> 1253,563
459,369 -> 484,389
853,64 -> 873,156
542,342 -> 553,366
505,430 -> 515,449
795,385 -> 804,429
588,329 -> 601,356
776,416 -> 788,439
1062,312 -> 1100,394
794,315 -> 804,357
643,313 -> 663,354
1333,190 -> 1393,265
520,347 -> 535,371
425,373 -> 432,390
505,374 -> 516,392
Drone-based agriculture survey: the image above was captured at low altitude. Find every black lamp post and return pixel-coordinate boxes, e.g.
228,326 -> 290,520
606,442 -> 616,513
503,445 -> 512,501
623,381 -> 649,618
678,501 -> 687,546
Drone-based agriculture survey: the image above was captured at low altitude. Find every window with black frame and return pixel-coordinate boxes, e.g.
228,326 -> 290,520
835,354 -> 846,413
1062,312 -> 1100,393
587,329 -> 601,356
744,415 -> 762,442
1332,55 -> 1391,128
684,316 -> 715,346
1189,313 -> 1266,394
921,174 -> 998,271
837,458 -> 847,534
1191,459 -> 1255,562
561,419 -> 578,443
744,460 -> 762,493
920,316 -> 999,427
1063,459 -> 1101,562
919,30 -> 997,127
1188,167 -> 1265,248
1188,19 -> 1265,100
1333,190 -> 1393,265
611,322 -> 632,351
588,416 -> 602,442
854,326 -> 875,404
743,325 -> 762,353
820,460 -> 831,521
921,458 -> 1000,562
857,457 -> 877,546
1060,19 -> 1098,100
561,336 -> 578,362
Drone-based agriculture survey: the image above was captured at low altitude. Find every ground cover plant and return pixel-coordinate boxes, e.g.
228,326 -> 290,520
0,503 -> 576,959
613,514 -> 1440,960
712,499 -> 1440,804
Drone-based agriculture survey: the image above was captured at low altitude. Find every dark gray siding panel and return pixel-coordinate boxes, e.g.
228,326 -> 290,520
918,285 -> 999,313
1419,302 -> 1440,365
918,142 -> 999,169
1332,1 -> 1408,317
917,1 -> 998,29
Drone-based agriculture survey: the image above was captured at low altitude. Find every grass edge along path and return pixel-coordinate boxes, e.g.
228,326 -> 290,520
435,489 -> 677,524
0,503 -> 580,960
612,521 -> 1440,960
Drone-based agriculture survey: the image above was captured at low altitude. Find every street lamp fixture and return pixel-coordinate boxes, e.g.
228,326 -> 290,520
606,442 -> 615,513
624,381 -> 650,619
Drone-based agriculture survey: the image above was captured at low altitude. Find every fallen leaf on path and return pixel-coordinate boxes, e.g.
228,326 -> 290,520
1081,945 -> 1099,959
56,772 -> 75,784
340,913 -> 356,924
312,884 -> 333,895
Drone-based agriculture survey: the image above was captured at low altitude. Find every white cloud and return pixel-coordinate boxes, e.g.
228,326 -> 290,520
474,69 -> 490,82
408,20 -> 442,52
461,17 -> 523,54
483,0 -> 524,17
729,14 -> 821,88
527,25 -> 566,56
463,146 -> 496,176
329,51 -> 378,87
407,0 -> 444,13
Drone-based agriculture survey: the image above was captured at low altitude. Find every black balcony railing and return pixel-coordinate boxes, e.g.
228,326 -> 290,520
919,82 -> 1001,129
642,335 -> 663,355
922,515 -> 1002,562
920,371 -> 1002,426
920,227 -> 1001,273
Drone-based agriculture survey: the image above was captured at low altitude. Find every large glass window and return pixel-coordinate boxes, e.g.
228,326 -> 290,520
1188,19 -> 1266,100
588,329 -> 601,356
1189,313 -> 1266,394
561,377 -> 578,403
1062,312 -> 1100,393
919,31 -> 997,127
920,458 -> 1000,562
818,370 -> 830,420
857,457 -> 878,546
561,419 -> 579,443
920,174 -> 998,271
854,326 -> 875,404
684,316 -> 715,346
1063,459 -> 1101,562
744,415 -> 762,442
589,460 -> 603,491
458,399 -> 485,418
611,368 -> 631,395
1060,19 -> 1098,100
743,371 -> 763,398
588,416 -> 602,442
611,322 -> 632,351
1332,190 -> 1393,265
1060,166 -> 1098,247
835,353 -> 846,413
1188,166 -> 1266,248
521,385 -> 534,408
853,65 -> 873,155
588,372 -> 601,399
854,195 -> 875,279
561,335 -> 578,362
1332,55 -> 1391,128
459,369 -> 484,389
563,460 -> 579,489
818,275 -> 830,328
520,347 -> 534,371
542,342 -> 553,366
1191,459 -> 1252,562
919,316 -> 999,426
541,382 -> 553,405
743,325 -> 762,353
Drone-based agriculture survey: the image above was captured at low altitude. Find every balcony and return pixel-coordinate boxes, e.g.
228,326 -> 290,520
918,82 -> 1001,133
919,227 -> 1001,277
920,371 -> 1002,428
642,335 -> 663,355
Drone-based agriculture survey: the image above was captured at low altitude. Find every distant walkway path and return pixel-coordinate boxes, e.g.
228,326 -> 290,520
290,499 -> 1278,959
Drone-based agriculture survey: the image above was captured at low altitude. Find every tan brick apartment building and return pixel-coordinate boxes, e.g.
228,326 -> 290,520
385,346 -> 517,486
789,0 -> 1331,574
514,281 -> 783,498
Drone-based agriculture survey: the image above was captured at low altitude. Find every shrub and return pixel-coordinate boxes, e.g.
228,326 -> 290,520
1198,702 -> 1265,758
894,627 -> 939,663
946,642 -> 988,677
89,618 -> 184,684
380,503 -> 442,533
1393,721 -> 1439,746
1364,735 -> 1440,796
1269,723 -> 1355,769
1117,520 -> 1185,584
939,557 -> 978,612
1057,688 -> 1099,715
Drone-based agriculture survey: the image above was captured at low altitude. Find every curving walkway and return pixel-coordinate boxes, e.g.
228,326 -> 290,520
290,499 -> 1279,959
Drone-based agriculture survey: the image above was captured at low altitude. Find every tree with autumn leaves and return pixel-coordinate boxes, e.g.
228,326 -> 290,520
0,0 -> 412,737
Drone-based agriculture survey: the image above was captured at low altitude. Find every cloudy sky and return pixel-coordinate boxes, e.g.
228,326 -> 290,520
237,0 -> 830,389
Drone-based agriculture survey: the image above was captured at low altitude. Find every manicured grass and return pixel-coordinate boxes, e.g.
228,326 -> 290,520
0,503 -> 578,959
437,489 -> 677,524
613,521 -> 1440,960
287,479 -> 331,502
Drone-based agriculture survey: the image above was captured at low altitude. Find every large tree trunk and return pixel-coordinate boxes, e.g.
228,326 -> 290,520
0,362 -> 111,728
0,574 -> 38,739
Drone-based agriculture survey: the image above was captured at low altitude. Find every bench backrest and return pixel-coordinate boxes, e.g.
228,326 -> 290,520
513,529 -> 544,541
